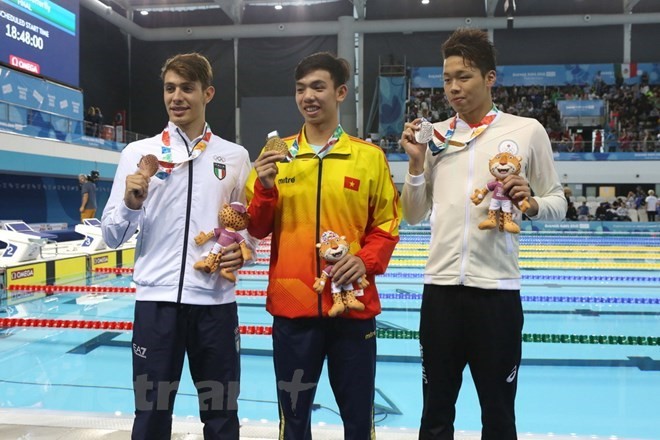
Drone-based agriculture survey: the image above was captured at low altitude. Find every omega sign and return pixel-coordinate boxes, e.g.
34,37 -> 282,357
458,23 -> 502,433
9,55 -> 41,74
93,256 -> 109,265
11,268 -> 34,280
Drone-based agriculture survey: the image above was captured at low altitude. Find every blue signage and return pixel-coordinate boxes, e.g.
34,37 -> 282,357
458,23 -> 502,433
0,65 -> 83,120
523,221 -> 660,233
410,63 -> 660,88
556,100 -> 604,117
554,152 -> 660,161
410,67 -> 444,89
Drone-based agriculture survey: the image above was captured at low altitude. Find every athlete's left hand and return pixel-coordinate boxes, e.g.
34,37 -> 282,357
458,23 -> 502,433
218,243 -> 245,272
330,255 -> 366,286
502,175 -> 538,216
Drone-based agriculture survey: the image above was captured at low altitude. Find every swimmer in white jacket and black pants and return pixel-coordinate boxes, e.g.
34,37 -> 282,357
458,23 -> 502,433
101,52 -> 257,440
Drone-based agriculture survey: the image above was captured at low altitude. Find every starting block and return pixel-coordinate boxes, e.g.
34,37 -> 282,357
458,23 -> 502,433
0,221 -> 57,264
74,219 -> 137,270
74,218 -> 108,252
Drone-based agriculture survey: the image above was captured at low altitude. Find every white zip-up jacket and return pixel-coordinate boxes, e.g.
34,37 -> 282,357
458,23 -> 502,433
402,112 -> 567,290
101,122 -> 255,305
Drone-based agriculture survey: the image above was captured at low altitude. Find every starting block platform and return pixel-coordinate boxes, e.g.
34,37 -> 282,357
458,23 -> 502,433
0,246 -> 135,295
0,220 -> 135,291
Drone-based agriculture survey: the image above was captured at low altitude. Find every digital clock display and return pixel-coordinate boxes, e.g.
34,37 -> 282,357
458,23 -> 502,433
5,24 -> 45,49
0,0 -> 79,87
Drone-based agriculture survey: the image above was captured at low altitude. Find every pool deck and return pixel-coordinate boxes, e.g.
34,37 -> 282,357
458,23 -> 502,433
0,409 -> 626,440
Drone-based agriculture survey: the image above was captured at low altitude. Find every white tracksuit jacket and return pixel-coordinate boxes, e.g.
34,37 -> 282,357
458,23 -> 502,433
101,122 -> 255,305
402,112 -> 567,290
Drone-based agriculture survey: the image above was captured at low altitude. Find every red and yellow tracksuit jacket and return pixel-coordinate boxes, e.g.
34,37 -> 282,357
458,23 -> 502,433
246,128 -> 401,319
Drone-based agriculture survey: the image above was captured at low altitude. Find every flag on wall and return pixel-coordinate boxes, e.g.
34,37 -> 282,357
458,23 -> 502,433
615,63 -> 638,80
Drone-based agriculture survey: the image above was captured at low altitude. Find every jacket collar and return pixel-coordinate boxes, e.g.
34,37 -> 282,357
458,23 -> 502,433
166,121 -> 210,148
294,125 -> 352,158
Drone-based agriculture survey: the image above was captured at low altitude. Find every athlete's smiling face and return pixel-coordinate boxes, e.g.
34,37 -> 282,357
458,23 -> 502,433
295,69 -> 347,128
163,70 -> 214,137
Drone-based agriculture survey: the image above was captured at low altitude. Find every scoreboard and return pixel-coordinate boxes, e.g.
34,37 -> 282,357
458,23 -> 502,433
0,0 -> 79,87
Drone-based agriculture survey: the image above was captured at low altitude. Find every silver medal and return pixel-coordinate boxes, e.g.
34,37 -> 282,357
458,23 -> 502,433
414,119 -> 433,144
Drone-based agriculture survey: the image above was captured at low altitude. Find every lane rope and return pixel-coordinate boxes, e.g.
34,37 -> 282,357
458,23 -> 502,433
0,318 -> 656,346
7,285 -> 660,304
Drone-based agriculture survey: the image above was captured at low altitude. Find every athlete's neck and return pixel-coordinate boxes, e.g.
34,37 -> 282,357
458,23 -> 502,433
304,120 -> 338,146
460,100 -> 494,126
174,120 -> 206,141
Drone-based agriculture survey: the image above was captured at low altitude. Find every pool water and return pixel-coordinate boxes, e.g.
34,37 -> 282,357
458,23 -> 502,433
1,232 -> 659,439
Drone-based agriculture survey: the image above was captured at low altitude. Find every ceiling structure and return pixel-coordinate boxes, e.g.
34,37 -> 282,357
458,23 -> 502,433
80,0 -> 660,41
75,0 -> 658,139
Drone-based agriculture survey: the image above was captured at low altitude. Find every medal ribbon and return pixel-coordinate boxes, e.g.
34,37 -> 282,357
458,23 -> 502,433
155,124 -> 212,179
428,105 -> 499,156
290,125 -> 344,160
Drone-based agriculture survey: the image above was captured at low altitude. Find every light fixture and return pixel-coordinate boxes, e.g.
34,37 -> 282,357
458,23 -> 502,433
274,3 -> 283,9
421,0 -> 430,4
139,10 -> 149,15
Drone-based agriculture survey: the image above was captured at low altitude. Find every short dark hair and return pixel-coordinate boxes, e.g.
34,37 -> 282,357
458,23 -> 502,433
161,53 -> 213,90
295,52 -> 351,88
441,28 -> 496,76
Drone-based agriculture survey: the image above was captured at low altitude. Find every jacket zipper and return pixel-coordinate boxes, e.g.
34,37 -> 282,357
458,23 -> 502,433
315,157 -> 323,317
459,139 -> 477,285
176,130 -> 194,303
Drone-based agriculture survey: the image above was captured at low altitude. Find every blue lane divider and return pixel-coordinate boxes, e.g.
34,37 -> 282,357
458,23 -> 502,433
381,290 -> 660,304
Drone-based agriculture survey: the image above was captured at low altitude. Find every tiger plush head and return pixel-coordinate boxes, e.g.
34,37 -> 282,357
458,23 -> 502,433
316,230 -> 349,263
488,152 -> 523,181
218,202 -> 250,231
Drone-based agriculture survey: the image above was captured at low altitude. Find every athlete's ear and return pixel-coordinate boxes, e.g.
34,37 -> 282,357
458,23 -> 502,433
335,84 -> 348,104
204,86 -> 215,104
486,70 -> 496,87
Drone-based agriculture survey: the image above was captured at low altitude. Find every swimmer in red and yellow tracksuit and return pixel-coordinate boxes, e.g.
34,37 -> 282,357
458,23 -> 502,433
247,126 -> 401,439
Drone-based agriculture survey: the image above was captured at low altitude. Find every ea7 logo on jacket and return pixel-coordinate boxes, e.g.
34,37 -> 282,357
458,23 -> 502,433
213,155 -> 226,180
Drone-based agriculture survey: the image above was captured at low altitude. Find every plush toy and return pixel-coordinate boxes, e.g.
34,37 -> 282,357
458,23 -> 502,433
193,202 -> 252,282
313,230 -> 369,317
470,152 -> 531,234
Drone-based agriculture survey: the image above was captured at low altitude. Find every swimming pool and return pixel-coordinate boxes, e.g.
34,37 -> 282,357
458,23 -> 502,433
1,230 -> 658,438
